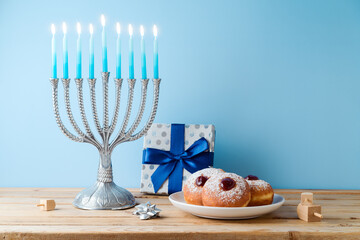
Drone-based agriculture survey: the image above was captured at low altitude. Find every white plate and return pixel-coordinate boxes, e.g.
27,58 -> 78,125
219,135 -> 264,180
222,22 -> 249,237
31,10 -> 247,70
169,191 -> 285,220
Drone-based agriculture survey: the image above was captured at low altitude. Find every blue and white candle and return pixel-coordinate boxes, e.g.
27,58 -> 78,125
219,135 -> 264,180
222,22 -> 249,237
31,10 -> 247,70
76,22 -> 82,79
153,25 -> 158,79
128,24 -> 134,79
51,24 -> 57,79
140,25 -> 147,79
62,22 -> 68,79
116,22 -> 121,79
89,24 -> 94,79
101,14 -> 108,72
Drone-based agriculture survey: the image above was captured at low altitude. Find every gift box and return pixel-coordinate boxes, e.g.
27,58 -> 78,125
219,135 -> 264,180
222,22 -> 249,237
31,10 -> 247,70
141,123 -> 215,195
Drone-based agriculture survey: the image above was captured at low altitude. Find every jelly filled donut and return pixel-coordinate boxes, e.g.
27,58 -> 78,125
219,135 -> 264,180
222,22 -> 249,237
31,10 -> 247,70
202,173 -> 251,207
245,175 -> 274,206
183,168 -> 224,205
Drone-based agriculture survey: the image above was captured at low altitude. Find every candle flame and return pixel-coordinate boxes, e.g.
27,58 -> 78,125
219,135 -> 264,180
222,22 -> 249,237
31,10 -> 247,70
51,24 -> 55,35
101,14 -> 105,27
62,22 -> 67,34
77,22 -> 81,35
153,25 -> 158,37
116,22 -> 121,35
89,24 -> 94,34
128,24 -> 133,36
140,25 -> 144,37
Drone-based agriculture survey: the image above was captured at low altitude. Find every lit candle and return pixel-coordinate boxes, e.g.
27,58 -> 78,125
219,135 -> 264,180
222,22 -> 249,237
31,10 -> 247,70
128,24 -> 134,79
116,22 -> 121,79
51,24 -> 57,79
89,24 -> 94,79
76,22 -> 82,79
153,25 -> 158,79
140,25 -> 147,79
62,22 -> 68,79
101,14 -> 108,72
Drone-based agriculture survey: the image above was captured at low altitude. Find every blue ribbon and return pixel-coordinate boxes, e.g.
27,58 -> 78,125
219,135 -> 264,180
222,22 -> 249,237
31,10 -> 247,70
142,124 -> 214,194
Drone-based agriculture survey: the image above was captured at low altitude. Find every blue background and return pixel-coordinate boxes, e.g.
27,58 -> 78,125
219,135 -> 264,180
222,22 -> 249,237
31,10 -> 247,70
0,0 -> 359,189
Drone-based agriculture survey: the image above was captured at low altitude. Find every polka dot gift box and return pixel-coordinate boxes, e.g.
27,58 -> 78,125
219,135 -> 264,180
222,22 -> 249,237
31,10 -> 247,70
141,123 -> 216,195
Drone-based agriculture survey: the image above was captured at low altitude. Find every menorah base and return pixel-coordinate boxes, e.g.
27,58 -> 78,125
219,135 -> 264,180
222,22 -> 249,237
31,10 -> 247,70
72,181 -> 136,210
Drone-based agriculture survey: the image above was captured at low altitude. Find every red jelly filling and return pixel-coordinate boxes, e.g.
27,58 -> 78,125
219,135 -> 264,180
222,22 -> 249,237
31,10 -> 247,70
245,175 -> 259,180
220,177 -> 236,191
196,176 -> 209,187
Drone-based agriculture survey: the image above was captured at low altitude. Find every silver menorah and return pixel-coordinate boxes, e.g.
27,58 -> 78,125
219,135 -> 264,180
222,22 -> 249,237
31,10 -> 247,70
50,72 -> 160,210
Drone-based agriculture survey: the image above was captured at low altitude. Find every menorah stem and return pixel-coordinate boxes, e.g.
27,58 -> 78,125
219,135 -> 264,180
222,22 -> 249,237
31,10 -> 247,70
97,149 -> 113,183
102,72 -> 110,131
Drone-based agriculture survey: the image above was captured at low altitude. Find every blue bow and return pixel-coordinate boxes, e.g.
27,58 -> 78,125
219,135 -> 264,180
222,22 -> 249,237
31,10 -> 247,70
142,124 -> 214,194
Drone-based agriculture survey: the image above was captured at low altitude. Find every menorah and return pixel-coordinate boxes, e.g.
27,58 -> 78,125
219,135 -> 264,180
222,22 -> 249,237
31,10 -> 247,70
50,72 -> 160,210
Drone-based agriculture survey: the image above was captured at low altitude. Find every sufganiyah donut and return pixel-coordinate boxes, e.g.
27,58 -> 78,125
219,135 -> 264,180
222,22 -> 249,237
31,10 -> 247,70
201,173 -> 251,207
183,168 -> 224,205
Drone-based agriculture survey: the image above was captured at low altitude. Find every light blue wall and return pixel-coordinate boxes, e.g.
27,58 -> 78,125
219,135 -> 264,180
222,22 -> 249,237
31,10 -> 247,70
0,0 -> 359,189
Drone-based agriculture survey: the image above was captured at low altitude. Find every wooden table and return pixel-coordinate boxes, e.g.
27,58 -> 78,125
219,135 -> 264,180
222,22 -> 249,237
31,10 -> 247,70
0,188 -> 359,239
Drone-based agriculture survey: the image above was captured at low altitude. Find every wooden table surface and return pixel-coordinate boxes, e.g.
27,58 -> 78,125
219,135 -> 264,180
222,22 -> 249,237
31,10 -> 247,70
0,188 -> 359,240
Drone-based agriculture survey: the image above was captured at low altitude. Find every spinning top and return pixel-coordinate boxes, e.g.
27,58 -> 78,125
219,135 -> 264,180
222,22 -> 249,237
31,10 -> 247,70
297,192 -> 323,222
36,199 -> 56,211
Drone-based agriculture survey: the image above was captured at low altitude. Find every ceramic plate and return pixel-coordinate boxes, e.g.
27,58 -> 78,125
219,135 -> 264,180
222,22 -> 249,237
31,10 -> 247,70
169,191 -> 285,219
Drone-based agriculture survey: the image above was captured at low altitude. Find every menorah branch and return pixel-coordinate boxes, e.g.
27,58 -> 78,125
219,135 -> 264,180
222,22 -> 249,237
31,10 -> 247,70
111,78 -> 160,150
50,78 -> 83,143
75,78 -> 95,138
62,78 -> 86,138
125,78 -> 161,142
108,78 -> 123,136
112,79 -> 136,143
63,78 -> 104,150
88,78 -> 103,137
117,78 -> 149,143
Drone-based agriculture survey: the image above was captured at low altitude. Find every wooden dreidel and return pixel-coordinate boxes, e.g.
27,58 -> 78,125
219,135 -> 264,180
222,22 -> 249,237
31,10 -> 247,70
36,200 -> 56,211
301,192 -> 313,205
297,192 -> 323,222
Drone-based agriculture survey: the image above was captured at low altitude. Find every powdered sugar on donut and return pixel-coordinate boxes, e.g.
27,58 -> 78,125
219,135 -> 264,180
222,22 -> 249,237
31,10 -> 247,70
246,180 -> 272,192
203,173 -> 249,204
184,168 -> 223,194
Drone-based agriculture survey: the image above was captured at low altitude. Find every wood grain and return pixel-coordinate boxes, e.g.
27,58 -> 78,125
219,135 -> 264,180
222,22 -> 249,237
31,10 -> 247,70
0,188 -> 359,240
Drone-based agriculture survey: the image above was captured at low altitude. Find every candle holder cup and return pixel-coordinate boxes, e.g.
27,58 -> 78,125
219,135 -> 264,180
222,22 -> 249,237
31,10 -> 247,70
50,72 -> 160,210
